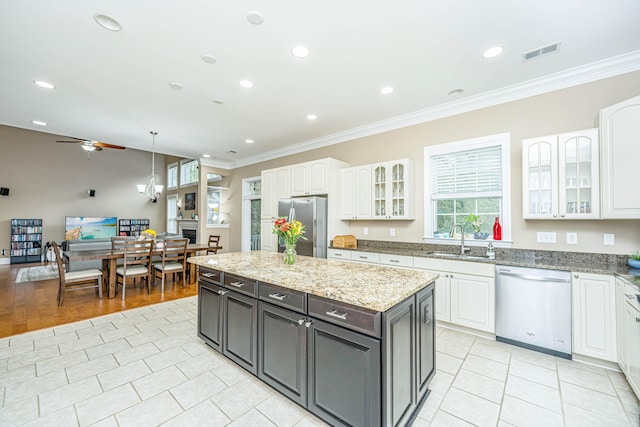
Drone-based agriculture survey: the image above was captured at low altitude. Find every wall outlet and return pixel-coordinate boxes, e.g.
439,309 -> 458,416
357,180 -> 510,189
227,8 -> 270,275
389,228 -> 395,237
537,232 -> 556,243
604,233 -> 615,245
566,232 -> 578,245
363,227 -> 369,235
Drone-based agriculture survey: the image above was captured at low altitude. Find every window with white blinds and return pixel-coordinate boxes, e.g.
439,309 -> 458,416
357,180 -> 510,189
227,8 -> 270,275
424,133 -> 511,241
167,194 -> 178,233
431,145 -> 502,199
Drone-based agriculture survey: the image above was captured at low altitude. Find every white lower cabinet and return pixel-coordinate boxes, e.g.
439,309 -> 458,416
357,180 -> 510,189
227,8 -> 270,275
572,272 -> 617,362
624,296 -> 640,398
327,248 -> 352,260
414,257 -> 495,334
615,277 -> 627,370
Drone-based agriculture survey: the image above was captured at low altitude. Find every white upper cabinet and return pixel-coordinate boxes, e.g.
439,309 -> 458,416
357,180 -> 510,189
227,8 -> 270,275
522,128 -> 599,219
339,165 -> 372,220
290,159 -> 331,196
600,95 -> 640,219
371,159 -> 413,220
261,166 -> 290,219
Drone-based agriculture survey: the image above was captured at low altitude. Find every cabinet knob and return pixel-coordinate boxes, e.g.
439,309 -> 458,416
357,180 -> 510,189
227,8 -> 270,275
636,317 -> 640,323
298,319 -> 305,325
305,320 -> 313,328
553,214 -> 558,218
560,213 -> 565,218
574,275 -> 579,279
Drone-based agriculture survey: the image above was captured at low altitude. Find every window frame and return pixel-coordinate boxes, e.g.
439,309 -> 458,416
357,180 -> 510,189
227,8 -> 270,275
206,186 -> 224,227
180,159 -> 199,188
423,132 -> 512,247
167,162 -> 178,190
167,194 -> 178,234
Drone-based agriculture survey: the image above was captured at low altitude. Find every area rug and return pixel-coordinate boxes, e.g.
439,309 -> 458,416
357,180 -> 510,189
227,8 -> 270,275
15,265 -> 59,283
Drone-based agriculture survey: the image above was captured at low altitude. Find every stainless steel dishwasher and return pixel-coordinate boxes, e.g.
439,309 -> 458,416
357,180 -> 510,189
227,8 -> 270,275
495,265 -> 572,359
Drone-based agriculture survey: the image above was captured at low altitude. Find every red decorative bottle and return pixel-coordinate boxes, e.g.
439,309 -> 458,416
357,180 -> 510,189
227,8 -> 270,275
493,217 -> 502,240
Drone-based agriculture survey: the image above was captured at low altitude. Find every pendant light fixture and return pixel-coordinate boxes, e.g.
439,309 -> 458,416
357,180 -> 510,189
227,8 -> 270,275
137,131 -> 163,202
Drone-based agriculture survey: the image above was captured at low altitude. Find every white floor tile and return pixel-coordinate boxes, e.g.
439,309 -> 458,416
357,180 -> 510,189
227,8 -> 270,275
115,391 -> 183,427
76,383 -> 140,426
228,408 -> 277,426
469,337 -> 512,364
143,345 -> 191,372
564,402 -> 634,427
430,410 -> 475,427
113,341 -> 159,365
510,345 -> 558,370
256,394 -> 309,427
461,353 -> 508,382
99,324 -> 141,343
416,390 -> 443,422
6,345 -> 59,370
97,359 -> 152,391
428,370 -> 455,395
505,374 -> 562,413
84,337 -> 131,360
124,328 -> 166,347
36,349 -> 87,376
132,365 -> 188,400
176,349 -> 227,379
39,375 -> 102,416
58,334 -> 105,355
169,371 -> 227,410
4,369 -> 67,406
436,351 -> 463,375
0,363 -> 35,389
160,399 -> 231,426
0,396 -> 39,426
440,387 -> 500,427
212,377 -> 272,420
22,406 -> 78,427
66,354 -> 119,383
560,381 -> 630,424
509,358 -> 559,388
500,395 -> 563,427
452,369 -> 505,403
557,362 -> 617,395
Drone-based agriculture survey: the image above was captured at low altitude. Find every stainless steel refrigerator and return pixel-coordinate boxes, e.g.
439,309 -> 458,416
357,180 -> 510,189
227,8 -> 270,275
278,196 -> 328,258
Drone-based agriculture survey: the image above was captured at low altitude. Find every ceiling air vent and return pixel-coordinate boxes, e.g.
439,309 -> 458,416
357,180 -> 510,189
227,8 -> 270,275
227,150 -> 237,154
523,41 -> 561,62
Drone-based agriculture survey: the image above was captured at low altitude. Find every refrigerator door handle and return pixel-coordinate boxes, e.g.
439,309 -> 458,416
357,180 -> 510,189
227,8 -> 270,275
289,207 -> 295,222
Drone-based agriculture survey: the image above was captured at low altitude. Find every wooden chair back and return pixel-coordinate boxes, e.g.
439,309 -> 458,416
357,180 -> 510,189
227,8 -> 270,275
52,241 -> 67,284
122,239 -> 154,274
208,235 -> 222,254
161,238 -> 188,267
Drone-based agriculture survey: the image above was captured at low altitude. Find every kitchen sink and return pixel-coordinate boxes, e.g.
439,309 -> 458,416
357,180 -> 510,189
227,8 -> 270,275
426,252 -> 488,261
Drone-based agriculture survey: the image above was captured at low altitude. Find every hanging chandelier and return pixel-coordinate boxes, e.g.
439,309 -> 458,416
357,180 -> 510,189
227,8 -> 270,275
137,131 -> 164,202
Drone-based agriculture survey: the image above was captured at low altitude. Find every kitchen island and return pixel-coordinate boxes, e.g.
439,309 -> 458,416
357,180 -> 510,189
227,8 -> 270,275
189,251 -> 438,427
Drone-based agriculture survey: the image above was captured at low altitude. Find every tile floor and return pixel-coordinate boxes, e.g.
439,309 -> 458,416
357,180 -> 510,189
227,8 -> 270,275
0,296 -> 637,426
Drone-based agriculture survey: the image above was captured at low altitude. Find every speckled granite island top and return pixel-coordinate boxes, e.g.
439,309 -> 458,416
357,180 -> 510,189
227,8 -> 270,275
188,251 -> 438,312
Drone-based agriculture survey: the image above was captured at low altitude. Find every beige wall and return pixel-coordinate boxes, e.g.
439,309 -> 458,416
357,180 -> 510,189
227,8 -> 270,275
0,126 -> 166,262
225,71 -> 640,255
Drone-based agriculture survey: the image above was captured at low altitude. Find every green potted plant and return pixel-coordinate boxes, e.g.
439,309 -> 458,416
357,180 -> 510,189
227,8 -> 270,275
629,250 -> 640,269
465,213 -> 489,239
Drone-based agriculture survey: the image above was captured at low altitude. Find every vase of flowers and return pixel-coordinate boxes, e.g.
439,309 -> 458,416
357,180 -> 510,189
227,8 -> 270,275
465,213 -> 489,239
139,229 -> 157,242
273,217 -> 306,265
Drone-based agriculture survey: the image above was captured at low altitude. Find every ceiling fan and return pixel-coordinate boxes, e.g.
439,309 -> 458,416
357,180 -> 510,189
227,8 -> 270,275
56,137 -> 126,152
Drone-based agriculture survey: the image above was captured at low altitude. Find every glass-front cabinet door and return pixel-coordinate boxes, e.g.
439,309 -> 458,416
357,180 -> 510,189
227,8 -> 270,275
522,128 -> 599,220
558,129 -> 600,219
523,136 -> 558,219
371,159 -> 413,219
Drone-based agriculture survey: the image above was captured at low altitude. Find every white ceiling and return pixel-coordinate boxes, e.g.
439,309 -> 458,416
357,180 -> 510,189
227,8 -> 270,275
1,1 -> 640,168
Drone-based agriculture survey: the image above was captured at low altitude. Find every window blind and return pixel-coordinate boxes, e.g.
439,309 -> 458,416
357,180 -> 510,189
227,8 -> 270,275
431,145 -> 502,196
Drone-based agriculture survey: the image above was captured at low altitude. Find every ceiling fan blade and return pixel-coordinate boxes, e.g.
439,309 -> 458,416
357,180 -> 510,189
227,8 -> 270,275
94,142 -> 126,150
94,146 -> 104,151
56,140 -> 81,143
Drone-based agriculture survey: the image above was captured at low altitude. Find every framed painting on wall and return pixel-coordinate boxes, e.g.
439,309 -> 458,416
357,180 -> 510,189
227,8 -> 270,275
185,192 -> 196,210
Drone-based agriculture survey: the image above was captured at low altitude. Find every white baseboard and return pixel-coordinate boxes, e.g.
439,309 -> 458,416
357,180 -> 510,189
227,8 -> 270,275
0,258 -> 10,265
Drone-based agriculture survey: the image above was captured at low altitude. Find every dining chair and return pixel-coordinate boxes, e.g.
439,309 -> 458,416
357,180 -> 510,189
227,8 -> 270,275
52,241 -> 103,306
115,239 -> 154,300
152,237 -> 188,292
207,235 -> 222,254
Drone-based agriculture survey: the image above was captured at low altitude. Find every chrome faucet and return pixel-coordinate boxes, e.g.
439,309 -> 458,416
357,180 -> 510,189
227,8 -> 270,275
450,223 -> 470,254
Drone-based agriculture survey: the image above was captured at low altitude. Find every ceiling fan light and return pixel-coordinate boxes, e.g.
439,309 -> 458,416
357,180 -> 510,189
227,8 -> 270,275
81,145 -> 96,152
136,184 -> 147,194
154,185 -> 164,194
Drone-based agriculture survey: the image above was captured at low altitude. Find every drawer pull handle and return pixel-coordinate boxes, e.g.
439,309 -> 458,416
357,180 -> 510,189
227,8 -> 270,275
424,306 -> 431,324
390,259 -> 400,263
326,310 -> 348,320
268,293 -> 287,301
335,253 -> 343,256
201,272 -> 217,278
359,256 -> 368,259
217,289 -> 227,296
229,281 -> 245,288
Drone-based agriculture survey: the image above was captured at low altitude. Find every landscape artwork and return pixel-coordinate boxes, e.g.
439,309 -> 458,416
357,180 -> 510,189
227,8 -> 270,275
65,216 -> 117,240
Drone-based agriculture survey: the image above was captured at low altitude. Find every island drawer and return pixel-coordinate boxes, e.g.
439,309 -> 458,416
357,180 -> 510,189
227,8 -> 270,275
308,295 -> 381,338
259,282 -> 306,313
224,272 -> 258,297
199,268 -> 222,285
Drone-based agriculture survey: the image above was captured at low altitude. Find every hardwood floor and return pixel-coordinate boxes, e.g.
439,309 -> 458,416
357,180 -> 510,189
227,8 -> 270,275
0,262 -> 198,339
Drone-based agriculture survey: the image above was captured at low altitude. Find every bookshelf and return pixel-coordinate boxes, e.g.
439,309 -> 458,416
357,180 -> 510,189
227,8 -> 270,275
118,218 -> 150,236
11,219 -> 43,264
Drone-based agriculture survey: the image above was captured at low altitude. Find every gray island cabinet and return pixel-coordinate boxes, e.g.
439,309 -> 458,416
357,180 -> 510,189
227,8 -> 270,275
190,252 -> 438,427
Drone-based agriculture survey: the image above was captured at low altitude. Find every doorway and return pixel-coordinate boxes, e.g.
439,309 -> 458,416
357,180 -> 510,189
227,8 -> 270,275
241,177 -> 262,251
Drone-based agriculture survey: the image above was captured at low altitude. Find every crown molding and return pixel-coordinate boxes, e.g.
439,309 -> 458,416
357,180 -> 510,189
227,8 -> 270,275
229,50 -> 640,169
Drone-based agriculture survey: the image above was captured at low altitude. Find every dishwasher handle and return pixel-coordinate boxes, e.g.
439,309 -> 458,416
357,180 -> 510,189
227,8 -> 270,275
497,270 -> 570,283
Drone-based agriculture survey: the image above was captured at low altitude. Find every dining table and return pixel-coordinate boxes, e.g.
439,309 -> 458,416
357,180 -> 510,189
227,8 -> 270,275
63,243 -> 210,298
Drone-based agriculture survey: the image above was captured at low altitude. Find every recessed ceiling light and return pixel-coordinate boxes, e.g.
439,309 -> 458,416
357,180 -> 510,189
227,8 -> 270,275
168,82 -> 183,90
201,54 -> 216,64
292,45 -> 310,58
202,154 -> 211,158
307,114 -> 317,120
246,11 -> 264,25
448,89 -> 464,97
482,46 -> 504,59
31,120 -> 47,126
93,14 -> 122,32
239,80 -> 254,88
212,99 -> 224,104
33,80 -> 55,89
380,87 -> 394,95
245,139 -> 254,144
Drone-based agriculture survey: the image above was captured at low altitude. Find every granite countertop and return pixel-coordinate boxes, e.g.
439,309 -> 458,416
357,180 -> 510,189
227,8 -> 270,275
188,251 -> 438,313
330,241 -> 633,276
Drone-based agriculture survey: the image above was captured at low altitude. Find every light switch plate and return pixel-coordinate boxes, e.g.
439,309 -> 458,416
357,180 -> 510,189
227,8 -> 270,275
363,227 -> 369,235
389,228 -> 395,237
566,232 -> 578,244
604,233 -> 615,245
537,232 -> 556,243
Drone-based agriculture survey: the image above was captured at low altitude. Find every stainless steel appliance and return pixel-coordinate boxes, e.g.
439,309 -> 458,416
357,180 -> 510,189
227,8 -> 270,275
496,265 -> 572,358
278,196 -> 328,258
